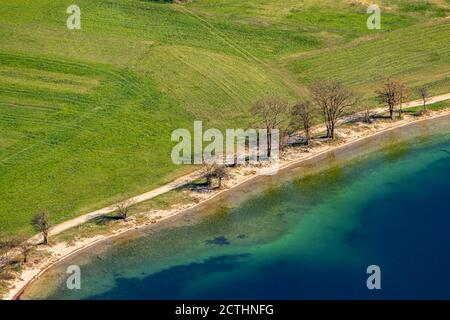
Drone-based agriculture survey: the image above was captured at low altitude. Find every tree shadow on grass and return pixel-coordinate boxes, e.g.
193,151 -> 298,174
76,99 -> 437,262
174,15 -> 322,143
372,114 -> 393,120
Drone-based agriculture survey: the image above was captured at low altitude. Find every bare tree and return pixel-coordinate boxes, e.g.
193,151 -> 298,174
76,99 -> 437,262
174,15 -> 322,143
214,164 -> 228,189
9,237 -> 32,264
291,100 -> 314,145
19,242 -> 32,263
311,80 -> 357,140
279,127 -> 293,151
0,234 -> 12,269
398,82 -> 408,118
32,211 -> 51,245
251,97 -> 290,157
201,162 -> 216,187
362,105 -> 373,124
201,162 -> 228,188
115,199 -> 134,220
376,78 -> 406,120
417,86 -> 429,111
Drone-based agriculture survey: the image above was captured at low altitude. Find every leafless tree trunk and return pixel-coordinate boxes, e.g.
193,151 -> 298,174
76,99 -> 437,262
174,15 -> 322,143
291,100 -> 314,145
363,106 -> 372,124
311,81 -> 357,140
214,164 -> 228,189
0,234 -> 12,269
115,199 -> 134,220
16,239 -> 32,264
202,162 -> 216,187
376,78 -> 406,120
201,162 -> 228,189
417,86 -> 429,111
398,82 -> 408,119
32,211 -> 51,245
251,97 -> 289,157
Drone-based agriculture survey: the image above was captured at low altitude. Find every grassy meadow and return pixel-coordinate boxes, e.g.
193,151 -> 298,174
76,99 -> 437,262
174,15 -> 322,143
0,0 -> 449,236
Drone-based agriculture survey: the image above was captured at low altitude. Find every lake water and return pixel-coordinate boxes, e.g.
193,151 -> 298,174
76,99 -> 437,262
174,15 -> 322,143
23,116 -> 450,299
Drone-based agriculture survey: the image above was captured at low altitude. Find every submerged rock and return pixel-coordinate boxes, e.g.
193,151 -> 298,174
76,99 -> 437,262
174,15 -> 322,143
205,236 -> 230,246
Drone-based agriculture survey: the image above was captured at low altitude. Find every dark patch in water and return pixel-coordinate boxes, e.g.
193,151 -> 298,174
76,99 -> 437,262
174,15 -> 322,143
205,236 -> 230,246
344,229 -> 368,246
237,234 -> 247,239
86,254 -> 251,300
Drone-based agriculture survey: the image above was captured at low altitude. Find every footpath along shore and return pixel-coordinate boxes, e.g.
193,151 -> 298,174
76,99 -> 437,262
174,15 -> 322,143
4,96 -> 450,300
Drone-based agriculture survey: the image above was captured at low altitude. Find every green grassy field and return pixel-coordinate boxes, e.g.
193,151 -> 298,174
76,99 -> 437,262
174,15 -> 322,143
0,0 -> 449,236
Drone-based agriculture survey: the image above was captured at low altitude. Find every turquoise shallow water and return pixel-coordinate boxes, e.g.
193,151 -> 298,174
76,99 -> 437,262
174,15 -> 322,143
23,116 -> 450,299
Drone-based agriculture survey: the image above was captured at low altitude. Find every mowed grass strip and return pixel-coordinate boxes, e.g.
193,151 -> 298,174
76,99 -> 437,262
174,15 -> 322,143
286,19 -> 450,102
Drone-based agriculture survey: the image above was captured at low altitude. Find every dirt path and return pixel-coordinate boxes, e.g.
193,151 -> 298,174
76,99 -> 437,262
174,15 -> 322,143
28,170 -> 202,244
334,93 -> 450,128
29,93 -> 450,243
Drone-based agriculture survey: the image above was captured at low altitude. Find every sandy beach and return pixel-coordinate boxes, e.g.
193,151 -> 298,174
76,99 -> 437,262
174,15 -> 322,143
3,103 -> 450,300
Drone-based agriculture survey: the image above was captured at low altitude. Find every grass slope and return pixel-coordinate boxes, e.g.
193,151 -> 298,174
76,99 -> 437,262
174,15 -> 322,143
286,19 -> 450,103
0,0 -> 449,236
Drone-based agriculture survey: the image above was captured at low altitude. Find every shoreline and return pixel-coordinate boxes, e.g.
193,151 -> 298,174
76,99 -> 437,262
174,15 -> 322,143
5,107 -> 450,300
21,93 -> 450,245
